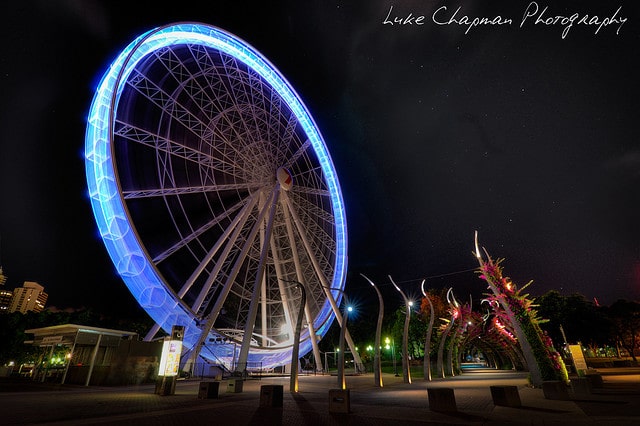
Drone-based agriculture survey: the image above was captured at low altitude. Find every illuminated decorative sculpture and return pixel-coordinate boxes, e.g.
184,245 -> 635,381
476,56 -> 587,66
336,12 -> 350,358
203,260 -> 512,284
436,288 -> 457,378
474,231 -> 568,386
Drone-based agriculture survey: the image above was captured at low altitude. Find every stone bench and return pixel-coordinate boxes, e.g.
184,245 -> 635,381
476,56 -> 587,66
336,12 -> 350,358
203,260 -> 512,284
259,385 -> 283,407
197,381 -> 219,399
328,389 -> 350,413
226,378 -> 243,393
542,381 -> 570,400
490,385 -> 521,407
427,387 -> 457,412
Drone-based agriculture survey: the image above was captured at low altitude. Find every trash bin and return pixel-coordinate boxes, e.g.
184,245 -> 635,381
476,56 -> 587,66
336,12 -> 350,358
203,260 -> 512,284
198,381 -> 220,399
260,385 -> 284,407
227,378 -> 244,393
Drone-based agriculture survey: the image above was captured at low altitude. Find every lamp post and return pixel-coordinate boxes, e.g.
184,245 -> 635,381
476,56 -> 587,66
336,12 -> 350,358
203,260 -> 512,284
421,279 -> 435,381
360,273 -> 384,387
325,286 -> 352,390
389,275 -> 412,384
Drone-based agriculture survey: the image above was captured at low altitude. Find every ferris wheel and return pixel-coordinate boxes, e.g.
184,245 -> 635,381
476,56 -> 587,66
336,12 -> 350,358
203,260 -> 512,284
84,22 -> 349,371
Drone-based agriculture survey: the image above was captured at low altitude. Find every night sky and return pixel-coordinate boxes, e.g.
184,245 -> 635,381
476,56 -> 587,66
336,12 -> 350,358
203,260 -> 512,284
0,0 -> 638,318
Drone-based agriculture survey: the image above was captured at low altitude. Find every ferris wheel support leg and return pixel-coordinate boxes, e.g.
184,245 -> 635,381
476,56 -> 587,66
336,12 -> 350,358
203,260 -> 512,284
281,191 -> 363,368
282,202 -> 323,372
185,192 -> 273,373
305,306 -> 323,372
144,323 -> 162,342
236,188 -> 280,372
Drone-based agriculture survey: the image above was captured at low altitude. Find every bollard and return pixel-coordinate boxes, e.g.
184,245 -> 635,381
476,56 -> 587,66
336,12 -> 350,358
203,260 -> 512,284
490,385 -> 521,407
427,387 -> 457,412
198,381 -> 220,399
260,385 -> 283,407
227,378 -> 244,393
328,389 -> 350,413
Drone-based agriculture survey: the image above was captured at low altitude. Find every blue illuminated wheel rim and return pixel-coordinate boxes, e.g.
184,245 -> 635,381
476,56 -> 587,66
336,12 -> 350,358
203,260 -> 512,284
85,22 -> 347,370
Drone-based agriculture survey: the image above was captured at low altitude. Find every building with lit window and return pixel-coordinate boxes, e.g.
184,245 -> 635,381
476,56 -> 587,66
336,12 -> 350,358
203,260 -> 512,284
0,288 -> 12,313
8,281 -> 48,314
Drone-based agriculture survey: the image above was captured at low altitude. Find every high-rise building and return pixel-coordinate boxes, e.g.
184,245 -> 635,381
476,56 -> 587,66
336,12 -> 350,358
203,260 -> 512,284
8,281 -> 48,314
0,266 -> 10,314
0,288 -> 12,313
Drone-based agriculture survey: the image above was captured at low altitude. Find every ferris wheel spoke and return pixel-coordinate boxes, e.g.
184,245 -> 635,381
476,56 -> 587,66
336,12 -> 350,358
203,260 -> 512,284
114,121 -> 248,182
174,193 -> 260,298
187,185 -> 280,363
268,224 -> 295,346
156,45 -> 275,167
127,69 -> 253,168
190,192 -> 263,312
122,182 -> 260,199
282,194 -> 332,317
281,192 -> 332,288
291,186 -> 331,197
288,193 -> 337,242
282,139 -> 312,170
237,187 -> 280,366
153,197 -> 247,264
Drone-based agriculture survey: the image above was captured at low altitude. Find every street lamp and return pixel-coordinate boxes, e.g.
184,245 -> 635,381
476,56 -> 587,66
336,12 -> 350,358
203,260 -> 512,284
325,286 -> 352,390
385,336 -> 398,376
421,279 -> 435,382
360,273 -> 384,387
389,275 -> 412,384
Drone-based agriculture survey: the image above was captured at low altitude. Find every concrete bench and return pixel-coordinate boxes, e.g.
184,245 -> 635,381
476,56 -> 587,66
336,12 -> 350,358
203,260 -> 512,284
259,385 -> 283,407
328,389 -> 350,413
226,378 -> 243,393
427,387 -> 457,412
197,381 -> 219,399
490,385 -> 521,407
542,381 -> 570,400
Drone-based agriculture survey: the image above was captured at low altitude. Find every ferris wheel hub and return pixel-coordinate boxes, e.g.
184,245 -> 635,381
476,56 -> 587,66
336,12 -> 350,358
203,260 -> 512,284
277,167 -> 293,191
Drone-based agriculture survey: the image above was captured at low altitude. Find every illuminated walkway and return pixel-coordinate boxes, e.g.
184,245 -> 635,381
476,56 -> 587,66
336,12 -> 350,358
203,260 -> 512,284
2,368 -> 639,425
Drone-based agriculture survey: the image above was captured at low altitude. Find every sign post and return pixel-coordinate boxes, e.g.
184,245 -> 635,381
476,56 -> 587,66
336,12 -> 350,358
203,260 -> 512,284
156,325 -> 184,395
568,344 -> 588,375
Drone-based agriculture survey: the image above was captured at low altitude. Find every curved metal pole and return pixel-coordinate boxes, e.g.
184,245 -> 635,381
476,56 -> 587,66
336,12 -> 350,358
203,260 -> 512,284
436,287 -> 455,378
361,273 -> 384,387
421,279 -> 435,381
389,275 -> 412,384
445,288 -> 460,377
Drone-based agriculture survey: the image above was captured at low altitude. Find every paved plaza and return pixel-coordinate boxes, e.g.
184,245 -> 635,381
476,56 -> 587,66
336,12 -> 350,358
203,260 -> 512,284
1,368 -> 639,425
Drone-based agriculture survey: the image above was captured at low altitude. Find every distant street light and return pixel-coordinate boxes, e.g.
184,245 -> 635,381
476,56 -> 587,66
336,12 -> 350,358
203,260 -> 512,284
385,336 -> 398,376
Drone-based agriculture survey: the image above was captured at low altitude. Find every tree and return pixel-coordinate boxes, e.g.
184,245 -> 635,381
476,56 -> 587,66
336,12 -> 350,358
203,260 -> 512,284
606,300 -> 640,362
535,291 -> 610,350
